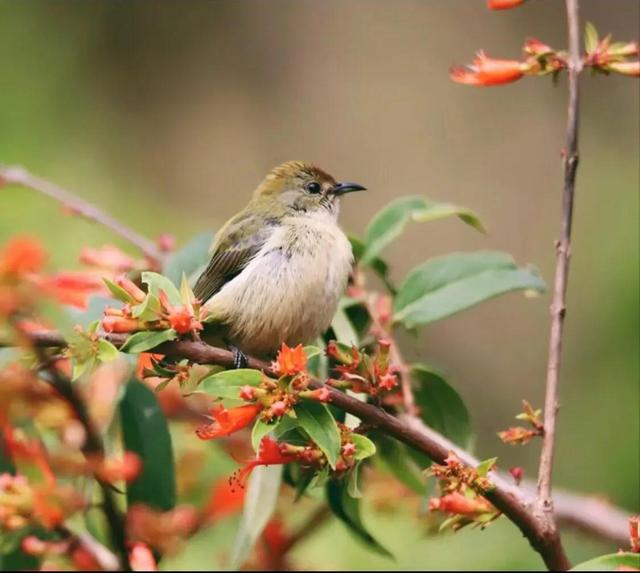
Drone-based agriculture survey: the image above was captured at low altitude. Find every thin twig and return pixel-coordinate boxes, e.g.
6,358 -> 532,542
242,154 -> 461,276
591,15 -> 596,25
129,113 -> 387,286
536,0 -> 583,546
12,331 -> 631,569
0,166 -> 164,264
34,347 -> 131,571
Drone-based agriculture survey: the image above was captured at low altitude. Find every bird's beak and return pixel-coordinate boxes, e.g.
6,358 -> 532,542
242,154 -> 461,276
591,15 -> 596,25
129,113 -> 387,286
332,181 -> 367,196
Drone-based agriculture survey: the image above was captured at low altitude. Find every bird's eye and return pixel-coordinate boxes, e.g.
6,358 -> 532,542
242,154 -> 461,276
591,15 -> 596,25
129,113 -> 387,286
305,181 -> 321,194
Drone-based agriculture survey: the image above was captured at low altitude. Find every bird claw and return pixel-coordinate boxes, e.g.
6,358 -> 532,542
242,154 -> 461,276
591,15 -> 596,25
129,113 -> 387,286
230,346 -> 248,369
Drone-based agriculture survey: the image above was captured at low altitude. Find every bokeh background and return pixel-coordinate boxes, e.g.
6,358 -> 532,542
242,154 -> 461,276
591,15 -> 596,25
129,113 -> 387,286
1,0 -> 638,570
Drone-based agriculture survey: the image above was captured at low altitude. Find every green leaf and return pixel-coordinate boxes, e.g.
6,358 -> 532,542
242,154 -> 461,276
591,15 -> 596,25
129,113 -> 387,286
97,339 -> 119,362
294,401 -> 342,469
119,329 -> 178,354
198,368 -> 262,399
351,433 -> 376,460
103,278 -> 135,303
572,553 -> 640,571
411,364 -> 472,448
251,418 -> 280,451
363,196 -> 484,263
130,293 -> 161,320
476,457 -> 497,477
331,306 -> 359,346
229,465 -> 282,569
141,271 -> 181,305
394,251 -> 546,328
584,21 -> 599,53
326,479 -> 392,558
120,379 -> 176,511
373,433 -> 425,494
349,235 -> 396,294
163,232 -> 214,286
347,462 -> 363,498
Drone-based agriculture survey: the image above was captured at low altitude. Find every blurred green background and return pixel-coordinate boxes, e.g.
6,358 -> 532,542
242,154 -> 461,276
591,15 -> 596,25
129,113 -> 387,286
1,1 -> 638,570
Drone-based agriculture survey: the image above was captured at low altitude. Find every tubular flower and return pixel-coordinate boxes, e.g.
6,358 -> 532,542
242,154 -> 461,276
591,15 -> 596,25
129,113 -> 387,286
272,343 -> 307,376
36,271 -> 106,310
428,491 -> 494,516
102,315 -> 145,333
487,0 -> 525,9
195,404 -> 262,440
450,51 -> 528,86
79,245 -> 136,273
158,289 -> 202,334
607,60 -> 640,77
203,477 -> 246,522
234,437 -> 299,486
129,542 -> 158,572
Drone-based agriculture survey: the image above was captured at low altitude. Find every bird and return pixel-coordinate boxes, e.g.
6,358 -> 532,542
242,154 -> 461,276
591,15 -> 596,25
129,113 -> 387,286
193,160 -> 365,363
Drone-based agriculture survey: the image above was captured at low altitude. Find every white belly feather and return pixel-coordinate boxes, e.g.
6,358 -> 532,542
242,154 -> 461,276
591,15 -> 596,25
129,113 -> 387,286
204,213 -> 353,356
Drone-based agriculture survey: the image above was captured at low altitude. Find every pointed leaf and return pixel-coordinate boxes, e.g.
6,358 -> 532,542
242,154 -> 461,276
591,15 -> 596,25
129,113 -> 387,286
119,329 -> 177,354
411,364 -> 472,448
251,418 -> 281,451
363,196 -> 484,263
350,433 -> 376,461
141,272 -> 181,305
394,251 -> 546,328
120,379 -> 176,511
198,368 -> 262,399
326,479 -> 392,558
294,401 -> 341,469
103,278 -> 136,303
584,21 -> 599,53
229,465 -> 282,569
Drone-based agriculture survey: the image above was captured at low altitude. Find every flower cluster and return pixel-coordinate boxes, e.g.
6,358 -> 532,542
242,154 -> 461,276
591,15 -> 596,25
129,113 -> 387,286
102,273 -> 205,335
584,34 -> 639,77
427,454 -> 500,531
196,343 -> 330,441
326,339 -> 398,395
0,237 -> 107,320
497,400 -> 544,446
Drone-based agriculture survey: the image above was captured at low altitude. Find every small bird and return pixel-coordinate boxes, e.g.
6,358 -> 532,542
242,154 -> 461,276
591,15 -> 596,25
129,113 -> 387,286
193,161 -> 365,362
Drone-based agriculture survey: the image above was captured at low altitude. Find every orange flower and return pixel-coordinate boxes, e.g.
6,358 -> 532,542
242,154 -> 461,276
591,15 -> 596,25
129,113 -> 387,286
195,404 -> 262,440
37,271 -> 106,310
92,452 -> 142,483
136,353 -> 164,380
115,274 -> 146,303
234,437 -> 298,486
451,51 -> 527,86
272,343 -> 307,376
487,0 -> 525,9
102,315 -> 144,333
428,492 -> 493,516
203,477 -> 245,522
0,236 -> 45,277
498,426 -> 540,445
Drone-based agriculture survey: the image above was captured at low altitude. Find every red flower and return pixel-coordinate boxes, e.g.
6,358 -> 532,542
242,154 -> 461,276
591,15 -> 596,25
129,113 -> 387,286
451,51 -> 526,86
630,516 -> 640,553
0,236 -> 46,277
524,38 -> 555,57
235,437 -> 298,485
487,0 -> 525,9
203,477 -> 246,522
509,466 -> 524,484
195,404 -> 262,440
272,343 -> 307,376
93,452 -> 142,483
168,304 -> 202,334
302,386 -> 331,402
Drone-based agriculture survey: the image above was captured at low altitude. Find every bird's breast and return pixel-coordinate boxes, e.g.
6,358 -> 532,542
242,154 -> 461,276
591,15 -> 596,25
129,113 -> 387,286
205,214 -> 353,356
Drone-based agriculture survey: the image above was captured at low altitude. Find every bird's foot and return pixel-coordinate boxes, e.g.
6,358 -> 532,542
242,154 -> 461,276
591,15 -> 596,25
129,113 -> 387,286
229,345 -> 249,369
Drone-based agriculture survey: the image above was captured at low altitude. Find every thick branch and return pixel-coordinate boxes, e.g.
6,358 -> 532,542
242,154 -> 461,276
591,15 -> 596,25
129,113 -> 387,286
537,0 -> 582,535
19,331 -> 630,568
0,166 -> 164,264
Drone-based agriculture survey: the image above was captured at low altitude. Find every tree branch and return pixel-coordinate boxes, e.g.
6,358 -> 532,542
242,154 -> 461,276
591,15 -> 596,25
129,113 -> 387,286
17,330 -> 631,569
0,166 -> 164,264
536,0 -> 582,564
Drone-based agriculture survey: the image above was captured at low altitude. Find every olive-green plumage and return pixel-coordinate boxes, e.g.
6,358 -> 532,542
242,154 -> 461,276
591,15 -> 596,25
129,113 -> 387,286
193,161 -> 365,357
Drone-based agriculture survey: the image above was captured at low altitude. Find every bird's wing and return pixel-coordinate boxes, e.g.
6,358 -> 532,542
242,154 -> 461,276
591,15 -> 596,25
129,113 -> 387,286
193,211 -> 276,303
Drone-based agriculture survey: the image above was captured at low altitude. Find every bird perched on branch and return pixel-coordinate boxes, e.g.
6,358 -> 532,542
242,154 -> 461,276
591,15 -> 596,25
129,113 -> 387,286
193,160 -> 365,363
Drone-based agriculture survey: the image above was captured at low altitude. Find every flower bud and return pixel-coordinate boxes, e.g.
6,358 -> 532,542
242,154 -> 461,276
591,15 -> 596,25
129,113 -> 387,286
116,274 -> 146,303
102,315 -> 143,333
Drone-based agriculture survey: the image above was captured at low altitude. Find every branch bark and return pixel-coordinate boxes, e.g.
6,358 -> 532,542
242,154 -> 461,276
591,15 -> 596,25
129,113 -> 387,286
18,330 -> 630,569
0,166 -> 164,265
536,1 -> 582,564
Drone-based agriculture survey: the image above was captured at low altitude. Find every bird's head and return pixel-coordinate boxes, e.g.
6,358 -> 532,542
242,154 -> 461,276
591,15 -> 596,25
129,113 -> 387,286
253,161 -> 365,217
